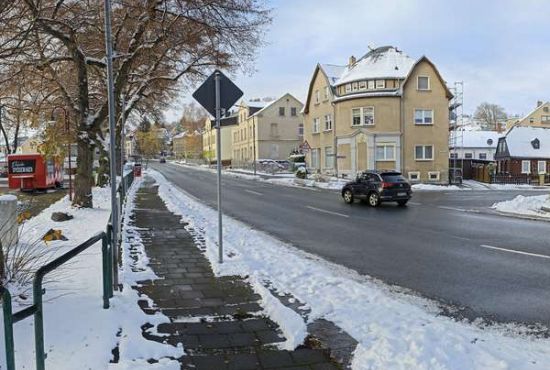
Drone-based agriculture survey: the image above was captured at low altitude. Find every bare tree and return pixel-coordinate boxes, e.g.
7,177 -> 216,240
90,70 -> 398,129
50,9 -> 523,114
0,0 -> 271,207
474,102 -> 507,131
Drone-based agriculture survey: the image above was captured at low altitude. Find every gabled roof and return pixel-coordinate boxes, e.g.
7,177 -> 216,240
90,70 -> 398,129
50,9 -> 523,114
319,64 -> 346,85
501,126 -> 550,158
336,46 -> 416,86
517,101 -> 550,125
402,56 -> 453,99
454,131 -> 501,149
248,93 -> 303,118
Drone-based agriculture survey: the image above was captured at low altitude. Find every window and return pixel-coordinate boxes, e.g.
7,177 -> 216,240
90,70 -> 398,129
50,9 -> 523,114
345,84 -> 351,93
315,90 -> 320,103
415,145 -> 434,161
544,107 -> 549,113
279,107 -> 285,116
352,108 -> 362,126
291,107 -> 297,116
324,114 -> 333,131
359,81 -> 366,90
375,144 -> 395,161
375,80 -> 385,89
538,160 -> 546,174
479,153 -> 487,160
542,116 -> 550,123
352,82 -> 358,91
522,160 -> 531,174
428,172 -> 440,181
363,107 -> 374,125
449,153 -> 458,159
408,172 -> 420,182
324,86 -> 330,100
368,80 -> 375,89
298,123 -> 304,136
313,118 -> 320,133
417,76 -> 430,90
530,117 -> 534,123
414,109 -> 434,125
464,153 -> 473,159
311,148 -> 320,169
270,123 -> 278,137
325,147 -> 334,168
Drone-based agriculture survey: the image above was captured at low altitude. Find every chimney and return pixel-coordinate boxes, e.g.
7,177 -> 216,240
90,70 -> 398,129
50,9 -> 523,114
348,55 -> 356,67
537,100 -> 543,107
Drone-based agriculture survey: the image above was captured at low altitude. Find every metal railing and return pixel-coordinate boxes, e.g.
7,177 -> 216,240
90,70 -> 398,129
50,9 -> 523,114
1,169 -> 135,370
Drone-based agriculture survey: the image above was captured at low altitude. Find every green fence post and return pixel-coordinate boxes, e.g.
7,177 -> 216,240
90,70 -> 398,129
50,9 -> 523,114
33,274 -> 46,370
2,288 -> 15,370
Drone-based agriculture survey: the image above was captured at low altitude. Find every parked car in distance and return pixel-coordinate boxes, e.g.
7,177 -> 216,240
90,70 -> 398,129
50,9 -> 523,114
342,170 -> 412,207
159,157 -> 166,163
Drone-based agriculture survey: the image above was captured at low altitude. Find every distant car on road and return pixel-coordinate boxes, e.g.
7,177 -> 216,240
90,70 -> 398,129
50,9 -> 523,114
159,157 -> 166,163
342,170 -> 412,207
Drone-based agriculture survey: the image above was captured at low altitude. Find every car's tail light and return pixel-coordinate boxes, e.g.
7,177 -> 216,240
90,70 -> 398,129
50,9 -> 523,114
382,182 -> 394,188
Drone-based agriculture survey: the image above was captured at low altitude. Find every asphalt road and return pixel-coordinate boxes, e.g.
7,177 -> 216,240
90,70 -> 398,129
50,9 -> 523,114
151,162 -> 550,326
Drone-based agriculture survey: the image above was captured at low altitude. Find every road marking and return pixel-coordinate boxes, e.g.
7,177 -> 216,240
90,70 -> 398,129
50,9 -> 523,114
437,205 -> 479,213
408,202 -> 422,205
244,189 -> 263,196
480,244 -> 550,260
306,206 -> 349,218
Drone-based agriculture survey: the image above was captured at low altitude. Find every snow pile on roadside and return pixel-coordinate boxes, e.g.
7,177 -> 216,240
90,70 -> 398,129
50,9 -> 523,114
463,180 -> 548,191
1,184 -> 181,370
149,169 -> 550,370
412,183 -> 467,191
492,194 -> 550,218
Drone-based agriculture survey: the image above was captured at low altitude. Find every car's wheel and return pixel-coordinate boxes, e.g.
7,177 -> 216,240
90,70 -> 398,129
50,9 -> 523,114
343,189 -> 354,204
397,200 -> 408,207
368,192 -> 381,207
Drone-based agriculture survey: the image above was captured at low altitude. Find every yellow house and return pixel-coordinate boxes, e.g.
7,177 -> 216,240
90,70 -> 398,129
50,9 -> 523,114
231,94 -> 304,165
173,131 -> 203,160
505,101 -> 550,130
303,46 -> 452,183
202,113 -> 238,165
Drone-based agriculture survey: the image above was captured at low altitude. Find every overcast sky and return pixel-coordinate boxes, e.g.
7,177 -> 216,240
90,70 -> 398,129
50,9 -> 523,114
165,0 -> 550,122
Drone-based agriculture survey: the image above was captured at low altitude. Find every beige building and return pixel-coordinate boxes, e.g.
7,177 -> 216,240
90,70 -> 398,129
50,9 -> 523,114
505,101 -> 550,130
202,114 -> 238,165
231,94 -> 304,164
173,130 -> 203,159
303,46 -> 452,183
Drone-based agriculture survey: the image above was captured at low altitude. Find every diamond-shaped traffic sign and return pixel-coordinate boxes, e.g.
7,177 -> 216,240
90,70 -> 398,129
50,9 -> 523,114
192,69 -> 243,117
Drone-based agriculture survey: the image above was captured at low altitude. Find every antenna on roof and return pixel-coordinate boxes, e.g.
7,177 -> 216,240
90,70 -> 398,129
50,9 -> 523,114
368,42 -> 375,51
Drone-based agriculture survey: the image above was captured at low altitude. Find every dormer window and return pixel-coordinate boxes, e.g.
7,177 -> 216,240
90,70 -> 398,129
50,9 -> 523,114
487,139 -> 493,146
375,80 -> 385,89
368,80 -> 375,89
359,81 -> 366,90
531,138 -> 540,149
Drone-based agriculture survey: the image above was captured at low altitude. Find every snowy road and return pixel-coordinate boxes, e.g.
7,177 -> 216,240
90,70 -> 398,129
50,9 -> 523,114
151,162 -> 550,326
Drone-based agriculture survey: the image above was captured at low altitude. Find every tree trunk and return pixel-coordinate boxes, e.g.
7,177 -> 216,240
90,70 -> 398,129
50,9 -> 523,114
96,148 -> 110,188
73,136 -> 94,208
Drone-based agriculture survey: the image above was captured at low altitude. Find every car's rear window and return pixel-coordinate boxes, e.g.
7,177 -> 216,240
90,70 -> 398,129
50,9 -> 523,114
381,174 -> 407,182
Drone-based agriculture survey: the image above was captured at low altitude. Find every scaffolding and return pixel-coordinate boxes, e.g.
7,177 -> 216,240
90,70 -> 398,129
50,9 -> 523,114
449,82 -> 464,184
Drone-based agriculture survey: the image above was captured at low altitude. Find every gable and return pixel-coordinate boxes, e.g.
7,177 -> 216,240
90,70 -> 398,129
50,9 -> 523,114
402,57 -> 453,100
303,65 -> 333,114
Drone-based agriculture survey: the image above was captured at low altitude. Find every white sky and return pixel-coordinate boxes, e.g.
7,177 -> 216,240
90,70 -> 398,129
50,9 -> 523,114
165,0 -> 550,122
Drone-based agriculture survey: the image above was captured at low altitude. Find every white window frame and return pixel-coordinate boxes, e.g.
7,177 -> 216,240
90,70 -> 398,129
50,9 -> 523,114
325,146 -> 334,168
375,143 -> 396,161
351,108 -> 362,126
414,109 -> 434,125
352,82 -> 358,91
345,84 -> 351,93
522,160 -> 531,174
315,90 -> 320,103
542,115 -> 550,123
324,114 -> 333,131
449,153 -> 458,159
417,76 -> 430,91
291,107 -> 297,116
311,148 -> 320,169
359,81 -> 366,90
298,123 -> 304,136
415,145 -> 434,161
464,152 -> 473,159
324,86 -> 330,100
375,79 -> 385,89
408,172 -> 420,182
479,153 -> 487,160
312,118 -> 320,133
538,160 -> 546,174
351,107 -> 375,126
368,80 -> 375,90
428,171 -> 440,181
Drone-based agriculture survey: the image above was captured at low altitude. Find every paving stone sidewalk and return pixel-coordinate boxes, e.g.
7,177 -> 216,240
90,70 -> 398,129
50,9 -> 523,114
125,177 -> 342,370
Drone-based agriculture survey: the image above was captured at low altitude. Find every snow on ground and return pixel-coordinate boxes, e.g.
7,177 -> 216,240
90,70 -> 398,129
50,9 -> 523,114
411,184 -> 467,191
463,180 -> 549,191
149,168 -> 550,370
1,183 -> 181,370
492,194 -> 550,219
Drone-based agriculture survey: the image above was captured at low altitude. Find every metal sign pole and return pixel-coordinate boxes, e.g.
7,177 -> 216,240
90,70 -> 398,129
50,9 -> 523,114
104,0 -> 119,288
215,72 -> 224,263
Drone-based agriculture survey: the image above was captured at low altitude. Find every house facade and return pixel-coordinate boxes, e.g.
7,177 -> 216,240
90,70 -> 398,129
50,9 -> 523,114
173,130 -> 203,159
450,131 -> 501,161
495,126 -> 550,176
302,46 -> 452,183
231,95 -> 304,165
505,101 -> 550,130
202,114 -> 238,165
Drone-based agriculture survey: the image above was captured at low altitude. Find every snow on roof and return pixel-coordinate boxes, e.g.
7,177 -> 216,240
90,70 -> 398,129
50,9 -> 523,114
504,127 -> 550,158
319,64 -> 346,85
336,46 -> 416,86
458,131 -> 502,149
245,99 -> 272,108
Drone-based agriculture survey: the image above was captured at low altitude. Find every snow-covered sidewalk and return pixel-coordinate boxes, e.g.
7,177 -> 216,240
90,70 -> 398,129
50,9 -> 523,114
149,168 -> 550,370
1,183 -> 182,370
492,194 -> 550,219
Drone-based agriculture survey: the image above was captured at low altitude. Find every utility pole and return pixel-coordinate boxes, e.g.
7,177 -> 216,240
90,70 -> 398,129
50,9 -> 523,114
253,120 -> 257,176
121,96 -> 126,193
104,0 -> 119,289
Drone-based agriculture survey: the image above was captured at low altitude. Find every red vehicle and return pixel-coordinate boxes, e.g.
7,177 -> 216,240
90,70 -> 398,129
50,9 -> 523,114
8,154 -> 64,191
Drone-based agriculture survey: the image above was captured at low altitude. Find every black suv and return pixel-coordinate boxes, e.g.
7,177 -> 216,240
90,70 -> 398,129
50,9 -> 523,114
342,171 -> 412,207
